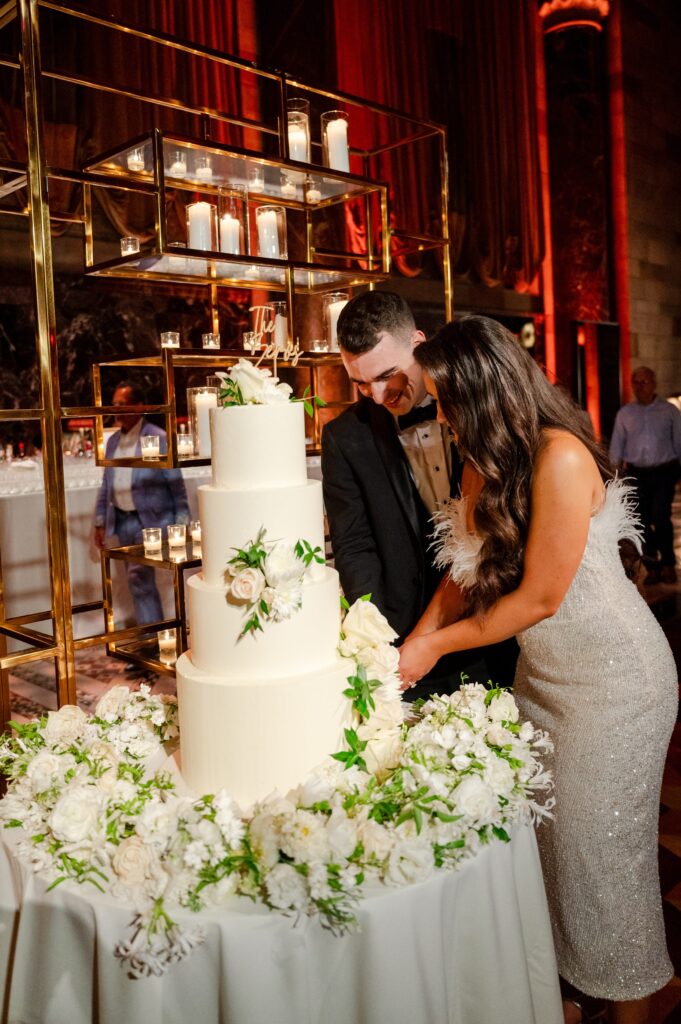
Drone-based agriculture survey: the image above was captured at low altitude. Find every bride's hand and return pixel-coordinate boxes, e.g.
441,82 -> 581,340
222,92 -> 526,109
398,635 -> 439,691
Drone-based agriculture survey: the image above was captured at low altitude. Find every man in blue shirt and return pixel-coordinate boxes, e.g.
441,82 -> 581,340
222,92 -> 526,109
610,366 -> 681,583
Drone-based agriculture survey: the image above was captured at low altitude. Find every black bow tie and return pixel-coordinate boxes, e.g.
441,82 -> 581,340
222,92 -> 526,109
397,402 -> 437,432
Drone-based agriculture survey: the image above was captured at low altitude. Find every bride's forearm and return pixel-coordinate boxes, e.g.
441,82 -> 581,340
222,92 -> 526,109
429,584 -> 556,657
408,574 -> 466,637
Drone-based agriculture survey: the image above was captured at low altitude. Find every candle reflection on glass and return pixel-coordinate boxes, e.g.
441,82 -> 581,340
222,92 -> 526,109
190,520 -> 201,545
120,236 -> 140,256
127,148 -> 145,172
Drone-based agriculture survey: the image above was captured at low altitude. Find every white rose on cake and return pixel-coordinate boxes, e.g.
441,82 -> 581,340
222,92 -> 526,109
229,567 -> 265,603
219,359 -> 292,405
339,599 -> 398,658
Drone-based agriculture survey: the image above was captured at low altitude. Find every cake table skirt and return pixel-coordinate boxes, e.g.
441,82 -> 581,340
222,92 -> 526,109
0,824 -> 562,1024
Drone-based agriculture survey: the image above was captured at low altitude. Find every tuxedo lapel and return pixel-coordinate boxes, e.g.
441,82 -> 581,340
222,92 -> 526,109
368,403 -> 422,543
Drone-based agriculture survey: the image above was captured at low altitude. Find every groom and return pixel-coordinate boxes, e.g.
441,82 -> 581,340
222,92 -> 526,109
321,291 -> 518,699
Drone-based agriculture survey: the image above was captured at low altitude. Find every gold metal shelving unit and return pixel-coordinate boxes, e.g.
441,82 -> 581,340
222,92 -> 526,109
0,0 -> 452,719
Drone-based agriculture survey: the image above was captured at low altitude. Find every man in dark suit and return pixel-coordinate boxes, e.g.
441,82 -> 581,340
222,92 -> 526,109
321,291 -> 518,699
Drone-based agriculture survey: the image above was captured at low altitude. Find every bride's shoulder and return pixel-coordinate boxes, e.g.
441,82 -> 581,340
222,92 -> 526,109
535,429 -> 602,493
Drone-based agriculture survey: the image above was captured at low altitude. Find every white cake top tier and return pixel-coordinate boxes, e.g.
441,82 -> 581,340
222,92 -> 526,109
210,401 -> 307,490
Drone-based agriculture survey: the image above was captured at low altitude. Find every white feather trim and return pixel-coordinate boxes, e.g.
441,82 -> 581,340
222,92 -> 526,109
590,476 -> 643,552
431,497 -> 483,591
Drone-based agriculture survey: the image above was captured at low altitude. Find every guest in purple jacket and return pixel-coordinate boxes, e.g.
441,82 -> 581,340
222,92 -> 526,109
94,382 -> 190,624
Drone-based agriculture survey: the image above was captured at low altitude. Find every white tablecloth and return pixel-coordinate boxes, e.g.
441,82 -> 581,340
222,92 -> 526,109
0,824 -> 562,1024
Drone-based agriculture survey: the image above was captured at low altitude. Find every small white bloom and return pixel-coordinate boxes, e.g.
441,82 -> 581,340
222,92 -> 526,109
279,809 -> 330,863
265,862 -> 308,910
229,567 -> 265,603
386,836 -> 434,886
183,840 -> 209,870
269,586 -> 302,622
249,812 -> 281,869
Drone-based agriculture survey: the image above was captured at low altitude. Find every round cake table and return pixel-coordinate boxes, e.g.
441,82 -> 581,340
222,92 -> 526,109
0,823 -> 562,1024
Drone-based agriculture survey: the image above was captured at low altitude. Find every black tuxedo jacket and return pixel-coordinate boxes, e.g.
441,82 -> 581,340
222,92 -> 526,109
321,398 -> 518,692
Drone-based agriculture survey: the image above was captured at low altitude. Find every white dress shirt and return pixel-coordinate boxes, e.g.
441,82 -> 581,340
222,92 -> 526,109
397,401 -> 451,515
112,419 -> 143,511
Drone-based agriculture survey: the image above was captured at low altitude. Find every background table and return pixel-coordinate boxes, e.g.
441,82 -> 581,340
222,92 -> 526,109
0,824 -> 562,1024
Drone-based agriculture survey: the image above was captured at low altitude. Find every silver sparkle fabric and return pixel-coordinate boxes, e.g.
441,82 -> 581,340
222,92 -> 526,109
440,479 -> 677,1000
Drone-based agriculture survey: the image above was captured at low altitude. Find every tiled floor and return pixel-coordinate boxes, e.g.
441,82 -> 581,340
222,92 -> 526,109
5,573 -> 681,1021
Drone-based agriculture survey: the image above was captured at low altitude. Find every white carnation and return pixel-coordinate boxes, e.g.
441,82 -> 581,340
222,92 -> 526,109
386,836 -> 434,886
265,862 -> 308,910
249,812 -> 281,869
269,586 -> 302,621
136,798 -> 183,851
279,809 -> 330,863
486,723 -> 513,747
484,755 -> 516,795
325,810 -> 358,861
358,819 -> 396,862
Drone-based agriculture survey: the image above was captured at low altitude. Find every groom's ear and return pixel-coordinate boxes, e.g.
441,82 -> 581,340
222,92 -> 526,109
411,330 -> 426,350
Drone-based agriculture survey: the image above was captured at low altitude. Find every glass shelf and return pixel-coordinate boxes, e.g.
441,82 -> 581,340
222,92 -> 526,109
85,248 -> 384,292
84,131 -> 383,208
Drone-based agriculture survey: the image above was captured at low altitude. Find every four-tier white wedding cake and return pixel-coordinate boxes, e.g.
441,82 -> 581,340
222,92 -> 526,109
176,383 -> 351,808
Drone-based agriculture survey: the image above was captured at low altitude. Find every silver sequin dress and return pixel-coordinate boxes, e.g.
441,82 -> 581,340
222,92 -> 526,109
435,480 -> 677,1000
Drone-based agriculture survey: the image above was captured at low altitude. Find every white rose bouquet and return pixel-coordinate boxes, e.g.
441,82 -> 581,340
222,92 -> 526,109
215,359 -> 292,406
224,526 -> 324,636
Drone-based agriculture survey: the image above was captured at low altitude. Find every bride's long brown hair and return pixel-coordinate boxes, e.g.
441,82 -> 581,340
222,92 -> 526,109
415,315 -> 614,616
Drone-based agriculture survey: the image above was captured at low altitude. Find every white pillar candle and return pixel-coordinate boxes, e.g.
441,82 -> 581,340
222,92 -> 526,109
219,213 -> 241,254
274,312 -> 288,351
188,202 -> 215,251
195,391 -> 217,458
326,118 -> 350,172
327,298 -> 348,349
257,210 -> 280,259
288,123 -> 308,162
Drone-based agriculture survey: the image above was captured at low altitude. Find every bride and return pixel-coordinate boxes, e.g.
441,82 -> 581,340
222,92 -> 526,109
398,316 -> 676,1024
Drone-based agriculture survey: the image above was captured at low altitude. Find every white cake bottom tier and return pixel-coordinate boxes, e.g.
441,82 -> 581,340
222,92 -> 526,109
176,652 -> 353,808
199,478 -> 325,587
187,565 -> 342,677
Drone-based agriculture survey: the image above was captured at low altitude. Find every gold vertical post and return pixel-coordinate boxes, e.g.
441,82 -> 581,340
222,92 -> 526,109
439,126 -> 453,321
0,546 -> 11,733
20,0 -> 77,705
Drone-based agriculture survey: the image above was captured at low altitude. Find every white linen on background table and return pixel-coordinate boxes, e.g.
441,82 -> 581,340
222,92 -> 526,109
0,823 -> 562,1024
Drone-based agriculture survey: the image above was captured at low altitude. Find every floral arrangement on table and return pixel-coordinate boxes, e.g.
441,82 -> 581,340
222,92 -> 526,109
215,358 -> 325,417
0,598 -> 554,980
225,526 -> 325,636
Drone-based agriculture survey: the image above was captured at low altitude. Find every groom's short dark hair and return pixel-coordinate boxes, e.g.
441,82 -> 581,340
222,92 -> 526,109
337,291 -> 415,354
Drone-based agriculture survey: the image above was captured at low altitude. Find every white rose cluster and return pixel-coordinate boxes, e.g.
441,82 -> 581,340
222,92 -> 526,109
217,359 -> 292,406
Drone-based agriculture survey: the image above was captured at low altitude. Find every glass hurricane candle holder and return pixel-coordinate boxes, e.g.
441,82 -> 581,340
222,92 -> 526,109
243,331 -> 260,353
187,200 -> 218,252
218,185 -> 247,256
177,431 -> 194,457
167,524 -> 186,548
248,164 -> 265,193
310,339 -> 329,353
142,527 -> 162,555
167,149 -> 187,178
280,172 -> 297,200
127,147 -> 145,172
158,627 -> 176,653
256,205 -> 287,260
287,97 -> 310,165
187,386 -> 218,458
120,236 -> 140,256
202,333 -> 221,350
324,291 -> 349,351
195,154 -> 213,181
160,331 -> 180,349
305,180 -> 322,204
321,111 -> 350,173
140,435 -> 161,460
268,301 -> 289,351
